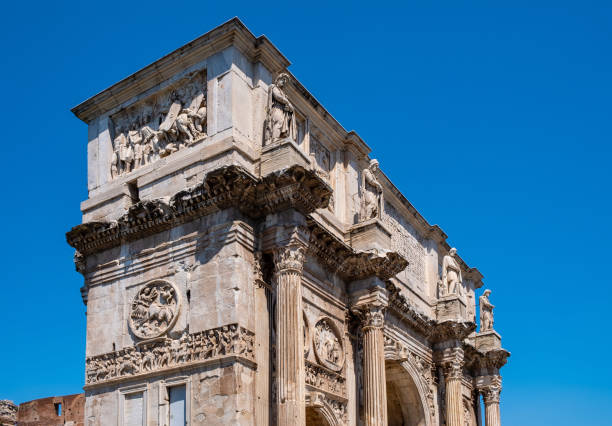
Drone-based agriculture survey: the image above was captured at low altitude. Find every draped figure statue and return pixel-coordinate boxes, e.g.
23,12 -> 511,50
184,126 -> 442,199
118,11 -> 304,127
442,247 -> 463,296
479,289 -> 495,331
264,73 -> 297,145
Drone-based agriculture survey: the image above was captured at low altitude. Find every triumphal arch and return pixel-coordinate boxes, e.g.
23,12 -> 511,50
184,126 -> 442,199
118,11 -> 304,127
67,18 -> 509,426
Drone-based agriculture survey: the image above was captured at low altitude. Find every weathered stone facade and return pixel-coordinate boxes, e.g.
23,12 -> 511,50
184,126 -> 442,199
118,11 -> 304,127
63,18 -> 508,426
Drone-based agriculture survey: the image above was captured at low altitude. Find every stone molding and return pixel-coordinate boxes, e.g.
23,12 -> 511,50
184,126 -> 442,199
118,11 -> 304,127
72,18 -> 290,124
67,165 -> 331,257
385,281 -> 435,335
85,324 -> 254,388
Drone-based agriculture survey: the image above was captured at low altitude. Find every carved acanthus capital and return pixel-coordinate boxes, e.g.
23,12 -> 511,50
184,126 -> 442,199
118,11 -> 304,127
478,375 -> 502,405
361,304 -> 385,329
352,287 -> 388,330
441,347 -> 465,381
274,243 -> 306,274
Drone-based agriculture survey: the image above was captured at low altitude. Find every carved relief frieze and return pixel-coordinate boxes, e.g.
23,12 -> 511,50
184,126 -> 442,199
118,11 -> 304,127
85,324 -> 254,386
129,280 -> 180,340
110,71 -> 207,179
382,201 -> 426,283
305,360 -> 347,398
313,317 -> 344,372
310,135 -> 331,180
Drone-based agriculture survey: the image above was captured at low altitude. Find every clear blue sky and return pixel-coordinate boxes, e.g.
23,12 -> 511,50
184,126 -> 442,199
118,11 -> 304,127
1,1 -> 610,425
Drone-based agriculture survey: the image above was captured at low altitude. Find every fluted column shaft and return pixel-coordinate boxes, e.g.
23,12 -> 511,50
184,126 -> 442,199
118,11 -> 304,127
443,348 -> 464,426
481,377 -> 502,426
274,244 -> 306,426
361,305 -> 387,426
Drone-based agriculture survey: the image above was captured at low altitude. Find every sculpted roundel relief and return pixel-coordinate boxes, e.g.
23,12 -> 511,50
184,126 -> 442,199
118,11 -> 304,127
313,317 -> 344,371
129,280 -> 181,340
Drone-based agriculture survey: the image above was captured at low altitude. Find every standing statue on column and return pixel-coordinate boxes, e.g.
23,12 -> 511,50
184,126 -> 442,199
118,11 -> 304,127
360,159 -> 383,221
442,247 -> 463,295
264,73 -> 297,145
479,289 -> 494,331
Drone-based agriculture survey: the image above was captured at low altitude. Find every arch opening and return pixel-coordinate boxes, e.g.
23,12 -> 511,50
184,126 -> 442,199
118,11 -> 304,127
386,361 -> 429,426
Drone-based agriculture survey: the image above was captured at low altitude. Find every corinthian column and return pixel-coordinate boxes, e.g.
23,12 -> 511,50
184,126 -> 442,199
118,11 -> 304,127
273,242 -> 306,425
481,376 -> 502,426
361,303 -> 387,426
442,347 -> 465,426
351,284 -> 388,426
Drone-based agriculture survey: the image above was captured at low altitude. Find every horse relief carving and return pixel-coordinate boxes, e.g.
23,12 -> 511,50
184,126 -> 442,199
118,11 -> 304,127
110,71 -> 207,179
129,280 -> 180,339
313,318 -> 344,372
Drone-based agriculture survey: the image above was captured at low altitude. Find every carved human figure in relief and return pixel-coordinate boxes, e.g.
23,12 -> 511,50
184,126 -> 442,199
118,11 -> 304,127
265,73 -> 297,145
360,159 -> 383,221
479,289 -> 494,332
442,247 -> 463,296
129,281 -> 179,339
313,318 -> 344,371
109,73 -> 207,179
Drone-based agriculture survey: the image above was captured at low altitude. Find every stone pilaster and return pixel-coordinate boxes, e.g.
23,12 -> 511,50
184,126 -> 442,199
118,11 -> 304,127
352,285 -> 388,426
273,241 -> 306,426
479,376 -> 502,426
442,347 -> 465,426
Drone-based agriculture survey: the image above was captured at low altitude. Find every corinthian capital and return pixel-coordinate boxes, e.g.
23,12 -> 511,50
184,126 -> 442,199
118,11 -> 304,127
478,375 -> 502,404
351,284 -> 388,330
273,243 -> 306,273
441,347 -> 464,380
361,304 -> 385,329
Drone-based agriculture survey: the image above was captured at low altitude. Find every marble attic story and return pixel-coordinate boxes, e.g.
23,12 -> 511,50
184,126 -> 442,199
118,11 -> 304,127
7,18 -> 511,426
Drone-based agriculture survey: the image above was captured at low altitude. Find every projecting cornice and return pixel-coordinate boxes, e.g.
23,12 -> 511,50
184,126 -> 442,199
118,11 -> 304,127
67,165 -> 331,255
71,18 -> 290,124
306,219 -> 408,283
464,345 -> 510,374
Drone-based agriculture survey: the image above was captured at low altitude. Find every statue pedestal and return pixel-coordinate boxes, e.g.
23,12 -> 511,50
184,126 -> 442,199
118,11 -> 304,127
348,218 -> 392,252
475,330 -> 502,352
260,138 -> 311,176
436,295 -> 467,322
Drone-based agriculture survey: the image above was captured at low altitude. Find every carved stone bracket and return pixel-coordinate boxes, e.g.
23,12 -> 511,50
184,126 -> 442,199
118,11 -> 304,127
85,324 -> 254,388
67,165 -> 332,257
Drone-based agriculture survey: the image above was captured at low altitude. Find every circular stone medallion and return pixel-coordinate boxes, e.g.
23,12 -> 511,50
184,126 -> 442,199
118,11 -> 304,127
129,280 -> 180,340
313,318 -> 344,371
